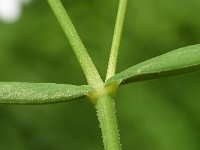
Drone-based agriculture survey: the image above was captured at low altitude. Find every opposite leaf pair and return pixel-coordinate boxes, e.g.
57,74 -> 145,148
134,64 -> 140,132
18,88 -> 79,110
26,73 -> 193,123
0,44 -> 200,104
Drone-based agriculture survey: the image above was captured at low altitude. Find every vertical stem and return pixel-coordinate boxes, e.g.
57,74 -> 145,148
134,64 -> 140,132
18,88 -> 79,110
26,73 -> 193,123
95,95 -> 121,150
106,0 -> 128,80
47,0 -> 103,88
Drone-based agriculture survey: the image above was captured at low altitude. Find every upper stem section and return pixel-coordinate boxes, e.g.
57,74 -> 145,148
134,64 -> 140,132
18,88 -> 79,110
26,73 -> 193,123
106,0 -> 128,80
47,0 -> 103,88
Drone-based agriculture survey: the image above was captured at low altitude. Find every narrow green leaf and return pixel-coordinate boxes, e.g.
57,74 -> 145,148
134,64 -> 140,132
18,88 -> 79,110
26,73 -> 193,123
0,82 -> 94,104
107,44 -> 200,84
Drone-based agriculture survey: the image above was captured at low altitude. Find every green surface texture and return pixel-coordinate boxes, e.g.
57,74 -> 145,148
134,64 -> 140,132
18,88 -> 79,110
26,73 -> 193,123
0,0 -> 200,150
0,82 -> 93,104
108,44 -> 200,84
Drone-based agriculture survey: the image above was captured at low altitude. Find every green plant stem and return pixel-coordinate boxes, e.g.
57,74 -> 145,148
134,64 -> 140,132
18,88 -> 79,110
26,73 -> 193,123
106,0 -> 128,80
95,95 -> 121,150
47,0 -> 103,88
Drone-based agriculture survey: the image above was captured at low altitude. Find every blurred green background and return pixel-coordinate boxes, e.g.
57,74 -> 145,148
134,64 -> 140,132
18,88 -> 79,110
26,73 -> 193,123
0,0 -> 200,149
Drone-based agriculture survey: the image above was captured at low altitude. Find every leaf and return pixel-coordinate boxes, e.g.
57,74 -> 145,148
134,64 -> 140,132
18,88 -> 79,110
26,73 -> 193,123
0,82 -> 94,104
107,44 -> 200,84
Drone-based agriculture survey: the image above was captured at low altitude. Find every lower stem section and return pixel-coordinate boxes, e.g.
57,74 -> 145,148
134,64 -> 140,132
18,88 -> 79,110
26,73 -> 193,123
95,95 -> 121,150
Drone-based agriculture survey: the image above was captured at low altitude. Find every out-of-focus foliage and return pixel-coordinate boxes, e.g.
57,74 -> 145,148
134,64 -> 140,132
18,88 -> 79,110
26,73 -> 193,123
0,0 -> 200,149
